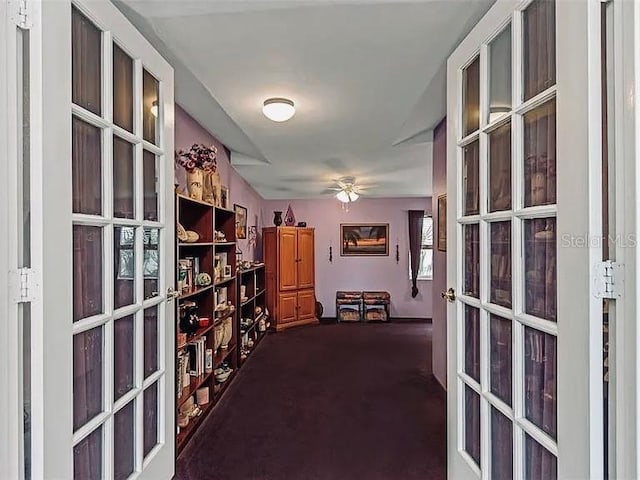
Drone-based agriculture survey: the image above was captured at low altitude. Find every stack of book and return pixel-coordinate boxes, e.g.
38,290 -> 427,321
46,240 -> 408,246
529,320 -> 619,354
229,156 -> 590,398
187,337 -> 207,377
178,256 -> 200,292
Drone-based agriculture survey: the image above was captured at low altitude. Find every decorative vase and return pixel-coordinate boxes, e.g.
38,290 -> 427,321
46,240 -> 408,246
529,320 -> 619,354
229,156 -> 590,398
273,211 -> 283,226
187,168 -> 204,201
221,317 -> 233,349
214,323 -> 224,351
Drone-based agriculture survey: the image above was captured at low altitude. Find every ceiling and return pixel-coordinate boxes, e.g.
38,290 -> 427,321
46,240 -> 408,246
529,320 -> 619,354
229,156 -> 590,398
119,0 -> 494,199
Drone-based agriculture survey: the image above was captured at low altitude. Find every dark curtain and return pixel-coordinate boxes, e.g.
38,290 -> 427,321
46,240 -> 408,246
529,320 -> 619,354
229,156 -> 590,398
408,210 -> 424,298
72,6 -> 101,115
523,0 -> 556,101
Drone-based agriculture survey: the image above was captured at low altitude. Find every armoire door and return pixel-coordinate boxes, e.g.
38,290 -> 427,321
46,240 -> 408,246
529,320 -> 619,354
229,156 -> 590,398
278,292 -> 298,324
278,228 -> 298,291
297,289 -> 316,322
297,228 -> 315,290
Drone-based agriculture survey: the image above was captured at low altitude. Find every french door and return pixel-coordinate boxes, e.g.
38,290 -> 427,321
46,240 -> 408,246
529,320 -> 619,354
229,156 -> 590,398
30,1 -> 175,478
446,0 -> 604,479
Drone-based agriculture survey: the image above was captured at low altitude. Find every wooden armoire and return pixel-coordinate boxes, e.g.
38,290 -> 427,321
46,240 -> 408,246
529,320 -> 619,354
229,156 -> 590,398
263,227 -> 317,331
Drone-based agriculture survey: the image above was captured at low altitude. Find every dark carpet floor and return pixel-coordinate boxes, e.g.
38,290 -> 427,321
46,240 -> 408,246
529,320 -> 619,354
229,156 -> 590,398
175,322 -> 446,480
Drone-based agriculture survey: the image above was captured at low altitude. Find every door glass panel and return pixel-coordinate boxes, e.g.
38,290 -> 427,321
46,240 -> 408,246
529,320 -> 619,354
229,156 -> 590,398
491,408 -> 513,480
524,327 -> 557,439
114,401 -> 135,480
463,141 -> 480,216
73,226 -> 103,322
524,100 -> 556,207
144,306 -> 159,378
489,25 -> 512,123
114,226 -> 136,309
465,385 -> 481,467
525,434 -> 557,480
143,150 -> 159,221
490,221 -> 512,308
489,122 -> 512,212
72,7 -> 101,115
465,306 -> 480,382
524,218 -> 557,321
462,56 -> 480,136
143,69 -> 159,145
73,326 -> 103,430
114,315 -> 135,401
72,117 -> 102,215
523,0 -> 556,101
464,224 -> 480,298
113,44 -> 134,132
143,383 -> 159,457
490,315 -> 512,405
144,228 -> 160,299
113,136 -> 134,219
73,426 -> 102,480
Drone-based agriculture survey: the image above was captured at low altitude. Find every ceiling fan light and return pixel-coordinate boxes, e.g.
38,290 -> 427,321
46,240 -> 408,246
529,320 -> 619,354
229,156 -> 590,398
348,191 -> 359,202
263,97 -> 295,122
336,190 -> 350,203
150,100 -> 159,118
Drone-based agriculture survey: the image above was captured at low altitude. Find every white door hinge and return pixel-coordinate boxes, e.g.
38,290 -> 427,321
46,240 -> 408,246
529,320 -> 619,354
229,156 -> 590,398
593,260 -> 623,299
8,0 -> 33,30
9,268 -> 39,303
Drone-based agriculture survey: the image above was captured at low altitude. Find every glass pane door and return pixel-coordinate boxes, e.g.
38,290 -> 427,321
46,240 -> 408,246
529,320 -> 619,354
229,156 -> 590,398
70,4 -> 169,478
454,0 -> 558,478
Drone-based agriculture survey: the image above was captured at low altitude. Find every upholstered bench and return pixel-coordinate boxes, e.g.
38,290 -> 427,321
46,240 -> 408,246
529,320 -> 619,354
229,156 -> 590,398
363,291 -> 391,322
336,291 -> 363,322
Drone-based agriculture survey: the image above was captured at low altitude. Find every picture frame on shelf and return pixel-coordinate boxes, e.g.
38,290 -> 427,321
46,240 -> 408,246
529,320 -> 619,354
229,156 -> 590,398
220,186 -> 229,209
340,223 -> 389,256
234,204 -> 247,239
224,265 -> 232,278
437,194 -> 447,252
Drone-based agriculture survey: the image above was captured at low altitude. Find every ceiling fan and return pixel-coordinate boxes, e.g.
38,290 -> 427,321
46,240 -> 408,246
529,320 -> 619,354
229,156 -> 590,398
327,176 -> 371,208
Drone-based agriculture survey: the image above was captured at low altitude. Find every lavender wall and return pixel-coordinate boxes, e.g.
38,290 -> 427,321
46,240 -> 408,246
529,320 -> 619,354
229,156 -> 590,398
431,118 -> 447,389
175,105 -> 266,261
263,198 -> 433,319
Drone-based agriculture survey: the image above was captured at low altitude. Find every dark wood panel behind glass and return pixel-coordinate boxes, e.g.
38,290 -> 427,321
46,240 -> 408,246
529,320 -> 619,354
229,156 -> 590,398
465,306 -> 481,383
114,315 -> 135,401
72,117 -> 102,215
143,383 -> 159,458
73,425 -> 102,480
490,221 -> 512,308
113,44 -> 134,132
72,7 -> 102,115
489,122 -> 512,212
490,315 -> 512,405
463,56 -> 480,136
524,100 -> 556,207
523,0 -> 556,101
73,326 -> 103,431
113,136 -> 134,219
491,407 -> 513,480
73,225 -> 103,322
114,401 -> 135,480
525,434 -> 557,480
465,385 -> 481,467
464,141 -> 480,216
464,224 -> 480,298
143,150 -> 158,221
524,218 -> 557,321
143,70 -> 159,145
525,327 -> 557,439
144,306 -> 159,378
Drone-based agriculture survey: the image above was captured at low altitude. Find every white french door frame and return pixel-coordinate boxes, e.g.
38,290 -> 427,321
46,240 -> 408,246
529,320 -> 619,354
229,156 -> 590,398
446,0 -> 605,478
31,1 -> 176,478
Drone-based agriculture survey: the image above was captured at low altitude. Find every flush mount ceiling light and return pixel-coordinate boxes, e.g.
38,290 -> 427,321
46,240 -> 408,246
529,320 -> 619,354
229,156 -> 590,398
262,97 -> 295,122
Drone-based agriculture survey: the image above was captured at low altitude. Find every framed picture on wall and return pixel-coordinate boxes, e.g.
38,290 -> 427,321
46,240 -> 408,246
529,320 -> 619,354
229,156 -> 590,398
220,186 -> 229,209
234,204 -> 247,239
437,194 -> 446,252
340,223 -> 389,256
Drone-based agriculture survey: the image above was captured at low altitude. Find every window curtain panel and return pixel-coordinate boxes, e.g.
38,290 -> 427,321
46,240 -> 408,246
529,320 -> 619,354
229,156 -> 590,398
408,210 -> 424,298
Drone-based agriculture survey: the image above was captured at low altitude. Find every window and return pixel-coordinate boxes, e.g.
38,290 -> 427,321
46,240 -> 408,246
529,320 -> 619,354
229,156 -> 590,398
410,216 -> 433,280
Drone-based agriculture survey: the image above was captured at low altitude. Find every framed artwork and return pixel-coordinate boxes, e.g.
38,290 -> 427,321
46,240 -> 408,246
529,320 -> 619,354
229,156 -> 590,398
340,223 -> 389,256
234,204 -> 247,239
437,194 -> 447,252
220,186 -> 229,209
